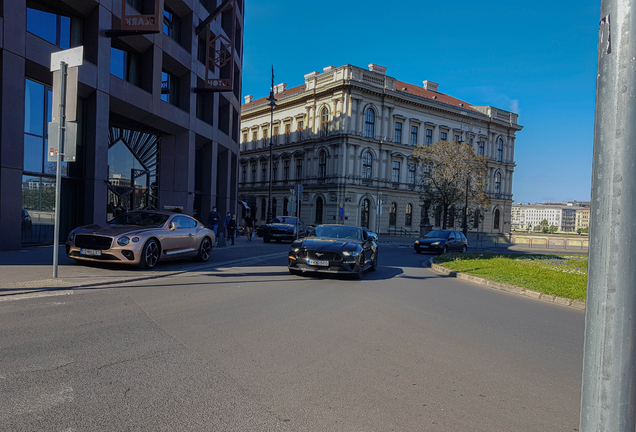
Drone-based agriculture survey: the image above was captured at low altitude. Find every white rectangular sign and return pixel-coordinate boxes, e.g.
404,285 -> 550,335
50,46 -> 84,71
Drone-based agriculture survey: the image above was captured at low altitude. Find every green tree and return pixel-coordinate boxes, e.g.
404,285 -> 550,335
413,140 -> 490,229
549,225 -> 558,233
540,219 -> 549,233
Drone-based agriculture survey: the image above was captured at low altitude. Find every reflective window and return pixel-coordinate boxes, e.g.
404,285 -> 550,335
495,172 -> 502,194
411,126 -> 418,145
494,208 -> 501,230
161,71 -> 180,106
26,6 -> 76,49
296,159 -> 302,179
318,150 -> 327,178
426,129 -> 433,146
163,7 -> 182,44
405,203 -> 412,226
272,198 -> 277,218
395,122 -> 402,144
361,199 -> 370,229
315,197 -> 323,224
497,138 -> 504,161
408,163 -> 416,184
392,161 -> 400,183
111,47 -> 141,86
364,108 -> 375,138
479,140 -> 485,156
320,108 -> 328,136
441,132 -> 448,141
389,202 -> 397,226
108,127 -> 159,212
362,152 -> 372,180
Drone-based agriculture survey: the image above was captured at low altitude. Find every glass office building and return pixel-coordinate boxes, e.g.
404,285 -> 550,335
0,0 -> 244,250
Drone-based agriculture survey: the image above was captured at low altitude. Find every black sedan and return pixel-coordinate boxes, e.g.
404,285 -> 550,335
262,216 -> 308,243
288,224 -> 378,279
414,230 -> 468,254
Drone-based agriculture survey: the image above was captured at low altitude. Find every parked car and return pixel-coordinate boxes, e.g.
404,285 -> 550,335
414,230 -> 467,254
21,209 -> 32,230
65,210 -> 215,269
288,224 -> 378,279
262,216 -> 308,243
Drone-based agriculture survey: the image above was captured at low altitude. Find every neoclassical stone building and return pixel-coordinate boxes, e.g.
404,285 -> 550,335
239,63 -> 522,234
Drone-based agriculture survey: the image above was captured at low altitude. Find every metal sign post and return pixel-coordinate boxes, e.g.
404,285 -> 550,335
50,47 -> 83,278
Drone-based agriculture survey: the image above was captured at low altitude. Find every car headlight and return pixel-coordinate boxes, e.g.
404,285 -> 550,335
68,231 -> 75,243
342,251 -> 359,257
415,240 -> 419,244
431,241 -> 440,246
132,237 -> 140,243
117,236 -> 130,246
291,247 -> 300,252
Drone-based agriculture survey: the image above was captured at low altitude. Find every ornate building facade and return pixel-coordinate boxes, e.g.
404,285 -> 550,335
239,64 -> 522,234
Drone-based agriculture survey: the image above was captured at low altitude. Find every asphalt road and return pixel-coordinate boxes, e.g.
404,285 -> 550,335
0,245 -> 585,431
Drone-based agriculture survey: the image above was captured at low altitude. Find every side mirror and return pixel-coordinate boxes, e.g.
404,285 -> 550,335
168,222 -> 178,231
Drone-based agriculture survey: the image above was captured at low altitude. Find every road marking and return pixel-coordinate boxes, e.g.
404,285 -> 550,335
0,290 -> 73,302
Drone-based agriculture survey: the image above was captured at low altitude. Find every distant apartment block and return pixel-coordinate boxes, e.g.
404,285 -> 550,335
512,201 -> 589,232
575,207 -> 590,231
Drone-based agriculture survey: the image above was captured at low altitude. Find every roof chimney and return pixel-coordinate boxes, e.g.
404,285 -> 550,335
244,95 -> 253,104
423,80 -> 439,92
273,83 -> 287,94
368,64 -> 387,75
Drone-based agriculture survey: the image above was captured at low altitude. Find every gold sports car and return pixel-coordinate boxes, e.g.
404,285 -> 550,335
65,210 -> 215,269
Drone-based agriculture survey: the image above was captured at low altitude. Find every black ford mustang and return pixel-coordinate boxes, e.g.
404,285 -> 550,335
288,224 -> 378,279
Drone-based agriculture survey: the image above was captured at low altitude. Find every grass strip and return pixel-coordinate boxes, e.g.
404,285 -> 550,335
433,253 -> 587,301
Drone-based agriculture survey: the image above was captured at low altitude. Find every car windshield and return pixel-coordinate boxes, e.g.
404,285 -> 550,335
109,212 -> 169,227
310,225 -> 362,241
273,216 -> 297,225
425,230 -> 450,239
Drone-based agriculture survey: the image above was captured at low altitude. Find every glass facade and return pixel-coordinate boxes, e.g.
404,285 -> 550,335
22,79 -> 84,245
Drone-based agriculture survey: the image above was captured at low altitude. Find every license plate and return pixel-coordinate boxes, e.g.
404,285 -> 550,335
420,245 -> 428,249
307,259 -> 329,266
273,234 -> 282,237
80,249 -> 102,256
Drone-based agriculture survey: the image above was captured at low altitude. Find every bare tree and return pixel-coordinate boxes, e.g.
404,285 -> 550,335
413,140 -> 490,229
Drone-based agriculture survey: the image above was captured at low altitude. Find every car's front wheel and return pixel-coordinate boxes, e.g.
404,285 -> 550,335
441,245 -> 448,255
355,258 -> 364,280
370,252 -> 378,271
196,237 -> 212,262
140,239 -> 160,269
461,245 -> 467,253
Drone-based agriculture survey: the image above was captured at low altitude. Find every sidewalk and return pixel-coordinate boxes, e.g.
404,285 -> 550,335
0,235 -> 289,297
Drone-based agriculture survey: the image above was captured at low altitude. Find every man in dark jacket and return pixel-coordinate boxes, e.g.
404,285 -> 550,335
207,206 -> 221,236
227,215 -> 237,245
223,212 -> 232,241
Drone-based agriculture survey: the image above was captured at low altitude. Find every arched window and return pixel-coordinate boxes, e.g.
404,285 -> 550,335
364,108 -> 375,138
315,197 -> 324,224
494,208 -> 501,230
497,138 -> 503,162
283,198 -> 289,216
495,172 -> 502,194
405,204 -> 413,226
272,198 -> 277,218
474,208 -> 480,229
261,198 -> 266,220
362,152 -> 373,179
389,202 -> 397,226
320,107 -> 329,136
318,150 -> 327,178
361,199 -> 370,228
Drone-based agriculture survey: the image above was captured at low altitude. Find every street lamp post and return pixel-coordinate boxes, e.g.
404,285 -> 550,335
462,172 -> 469,237
266,66 -> 277,224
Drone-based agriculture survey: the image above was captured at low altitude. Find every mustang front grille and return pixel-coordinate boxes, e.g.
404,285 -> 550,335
307,251 -> 341,261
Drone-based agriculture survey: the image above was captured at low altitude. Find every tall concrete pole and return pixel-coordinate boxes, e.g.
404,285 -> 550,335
580,1 -> 636,430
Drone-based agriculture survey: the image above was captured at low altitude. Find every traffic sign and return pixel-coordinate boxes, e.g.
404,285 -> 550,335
50,46 -> 83,71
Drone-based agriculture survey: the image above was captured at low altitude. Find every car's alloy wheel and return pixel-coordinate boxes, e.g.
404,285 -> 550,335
140,239 -> 159,269
462,245 -> 467,253
441,245 -> 448,255
197,237 -> 212,262
370,253 -> 378,271
355,258 -> 364,280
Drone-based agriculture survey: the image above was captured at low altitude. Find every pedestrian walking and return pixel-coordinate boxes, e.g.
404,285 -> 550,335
207,206 -> 221,236
227,215 -> 237,245
244,214 -> 254,241
223,212 -> 231,241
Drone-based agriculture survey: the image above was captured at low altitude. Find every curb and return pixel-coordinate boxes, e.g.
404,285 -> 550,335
0,251 -> 287,297
427,258 -> 586,311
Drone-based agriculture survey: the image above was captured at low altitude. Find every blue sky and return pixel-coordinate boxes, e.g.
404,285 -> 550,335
242,0 -> 600,204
